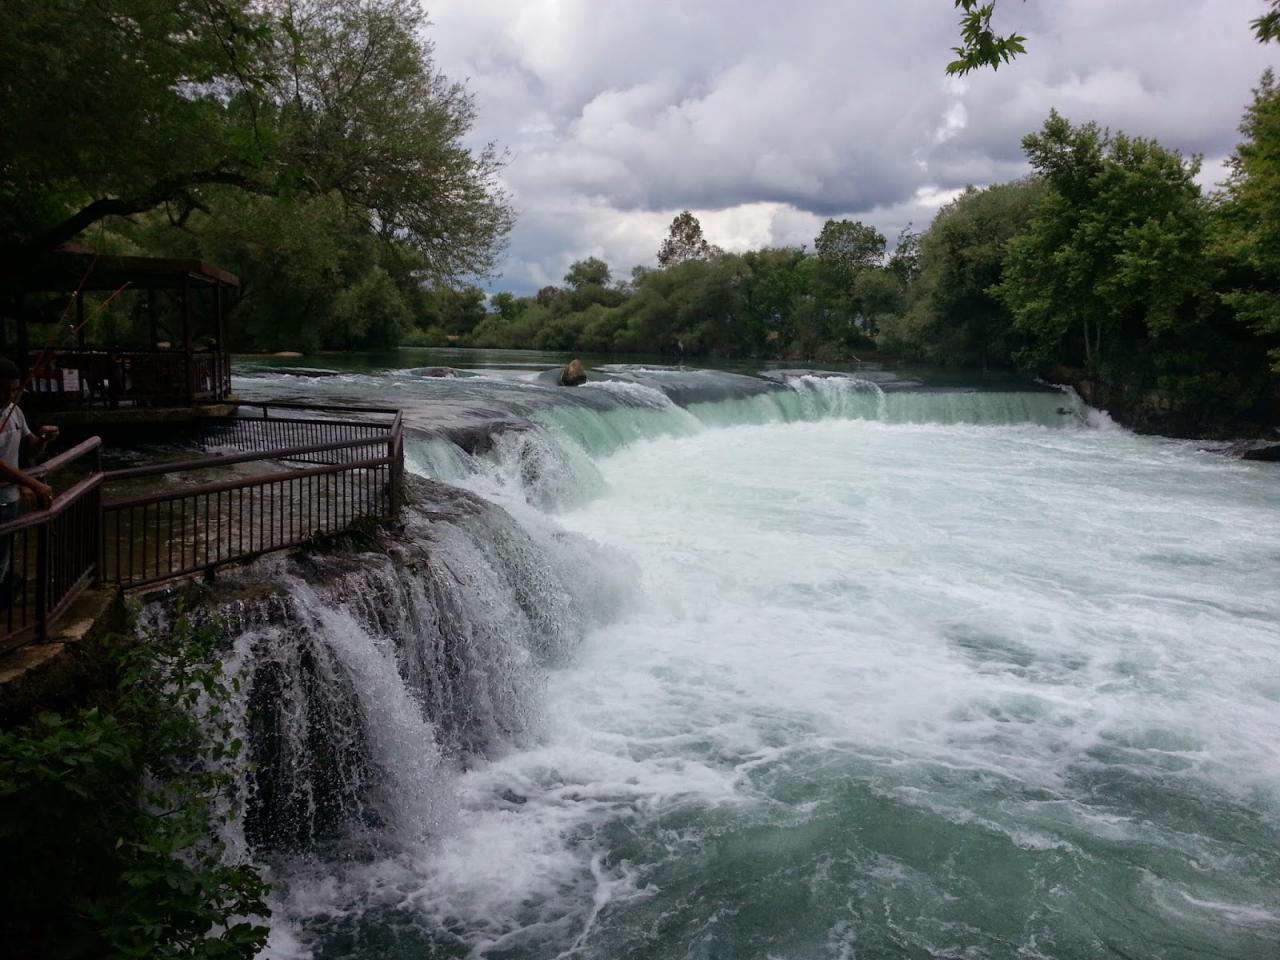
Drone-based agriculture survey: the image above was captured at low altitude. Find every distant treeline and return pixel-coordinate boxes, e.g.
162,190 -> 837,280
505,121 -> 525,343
411,81 -> 1280,435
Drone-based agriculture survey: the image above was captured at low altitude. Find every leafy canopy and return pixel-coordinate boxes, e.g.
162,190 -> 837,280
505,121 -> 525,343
1216,70 -> 1280,371
657,211 -> 715,267
947,1 -> 1027,76
996,111 -> 1208,371
948,0 -> 1280,75
0,0 -> 511,285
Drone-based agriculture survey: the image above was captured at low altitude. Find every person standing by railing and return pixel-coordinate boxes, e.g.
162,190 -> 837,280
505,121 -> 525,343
0,358 -> 59,587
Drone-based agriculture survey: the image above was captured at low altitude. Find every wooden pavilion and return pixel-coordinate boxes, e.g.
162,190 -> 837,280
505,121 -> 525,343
0,247 -> 237,412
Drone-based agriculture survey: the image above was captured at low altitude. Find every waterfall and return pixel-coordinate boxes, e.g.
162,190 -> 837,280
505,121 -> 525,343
199,377 -> 1090,860
165,369 -> 1171,957
203,477 -> 634,859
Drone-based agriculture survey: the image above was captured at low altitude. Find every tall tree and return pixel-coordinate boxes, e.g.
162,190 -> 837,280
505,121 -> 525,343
657,211 -> 713,267
996,112 -> 1208,372
269,0 -> 511,283
814,219 -> 886,286
1216,70 -> 1280,371
882,180 -> 1042,368
0,0 -> 513,286
564,257 -> 612,289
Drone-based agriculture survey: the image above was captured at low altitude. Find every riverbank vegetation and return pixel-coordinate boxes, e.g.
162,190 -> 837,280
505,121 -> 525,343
416,75 -> 1280,436
0,616 -> 269,960
3,0 -> 511,352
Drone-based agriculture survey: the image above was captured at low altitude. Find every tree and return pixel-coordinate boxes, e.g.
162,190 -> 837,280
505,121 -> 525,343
887,226 -> 923,287
1,0 -> 513,286
996,112 -> 1208,373
814,219 -> 886,275
0,0 -> 273,258
269,0 -> 512,283
564,257 -> 612,289
810,219 -> 887,339
882,180 -> 1043,368
657,211 -> 713,266
490,291 -> 522,322
327,267 -> 413,348
814,219 -> 886,286
1216,70 -> 1280,371
418,285 -> 488,338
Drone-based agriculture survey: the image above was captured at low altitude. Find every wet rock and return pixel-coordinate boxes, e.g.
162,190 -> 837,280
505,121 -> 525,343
410,366 -> 466,378
560,358 -> 587,386
1242,443 -> 1280,462
439,418 -> 533,456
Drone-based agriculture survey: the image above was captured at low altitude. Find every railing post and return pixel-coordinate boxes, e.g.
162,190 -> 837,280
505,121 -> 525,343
390,428 -> 404,515
34,520 -> 49,643
94,487 -> 105,588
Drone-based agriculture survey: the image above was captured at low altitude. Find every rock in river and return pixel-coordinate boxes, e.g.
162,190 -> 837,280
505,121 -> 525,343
561,358 -> 587,386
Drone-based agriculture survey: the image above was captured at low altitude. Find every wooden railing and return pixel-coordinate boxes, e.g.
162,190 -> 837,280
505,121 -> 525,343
0,439 -> 105,652
24,349 -> 233,409
0,405 -> 405,652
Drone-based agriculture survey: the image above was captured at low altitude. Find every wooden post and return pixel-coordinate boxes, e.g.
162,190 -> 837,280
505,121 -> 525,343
182,276 -> 193,404
34,522 -> 48,643
216,285 -> 227,399
148,287 -> 158,348
17,309 -> 30,383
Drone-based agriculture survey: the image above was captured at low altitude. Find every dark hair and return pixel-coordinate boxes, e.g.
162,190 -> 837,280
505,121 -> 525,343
0,358 -> 19,382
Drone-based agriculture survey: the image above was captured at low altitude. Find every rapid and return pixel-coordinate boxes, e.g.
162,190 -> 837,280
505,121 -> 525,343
216,356 -> 1280,959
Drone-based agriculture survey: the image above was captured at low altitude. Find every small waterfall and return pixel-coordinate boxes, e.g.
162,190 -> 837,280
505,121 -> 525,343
401,376 -> 1088,513
202,478 -> 635,857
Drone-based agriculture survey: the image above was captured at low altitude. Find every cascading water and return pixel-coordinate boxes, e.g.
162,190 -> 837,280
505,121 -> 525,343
201,362 -> 1279,959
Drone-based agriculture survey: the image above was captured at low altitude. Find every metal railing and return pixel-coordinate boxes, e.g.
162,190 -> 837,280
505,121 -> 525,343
0,439 -> 104,652
198,402 -> 396,465
101,404 -> 404,589
0,404 -> 405,651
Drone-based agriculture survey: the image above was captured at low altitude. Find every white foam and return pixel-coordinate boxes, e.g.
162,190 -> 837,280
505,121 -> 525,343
263,407 -> 1280,955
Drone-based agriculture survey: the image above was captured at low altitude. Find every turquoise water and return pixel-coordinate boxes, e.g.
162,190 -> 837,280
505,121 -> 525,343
241,358 -> 1280,960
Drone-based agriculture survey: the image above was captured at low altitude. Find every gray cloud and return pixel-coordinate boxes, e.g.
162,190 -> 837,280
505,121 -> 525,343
427,0 -> 1279,293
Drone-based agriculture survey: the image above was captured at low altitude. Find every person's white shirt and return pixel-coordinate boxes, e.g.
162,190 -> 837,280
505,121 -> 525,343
0,404 -> 31,505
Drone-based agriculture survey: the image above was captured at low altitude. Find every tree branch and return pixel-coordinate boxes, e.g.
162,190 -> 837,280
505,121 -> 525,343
25,170 -> 272,256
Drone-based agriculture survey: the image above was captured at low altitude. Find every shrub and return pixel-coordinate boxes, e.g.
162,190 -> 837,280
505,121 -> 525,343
0,615 -> 270,959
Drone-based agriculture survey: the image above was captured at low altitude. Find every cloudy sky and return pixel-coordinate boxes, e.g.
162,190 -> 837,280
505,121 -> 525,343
425,0 -> 1279,294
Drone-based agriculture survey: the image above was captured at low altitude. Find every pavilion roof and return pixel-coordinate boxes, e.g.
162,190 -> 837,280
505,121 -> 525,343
3,246 -> 239,293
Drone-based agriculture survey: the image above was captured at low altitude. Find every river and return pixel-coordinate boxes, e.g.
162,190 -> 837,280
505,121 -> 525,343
227,350 -> 1280,959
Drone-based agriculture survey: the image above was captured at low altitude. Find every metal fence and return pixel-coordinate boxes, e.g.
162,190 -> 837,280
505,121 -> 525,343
102,404 -> 403,588
0,404 -> 404,651
0,439 -> 104,652
198,402 -> 393,465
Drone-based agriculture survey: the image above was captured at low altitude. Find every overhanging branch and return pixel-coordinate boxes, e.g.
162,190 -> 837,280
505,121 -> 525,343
26,169 -> 273,256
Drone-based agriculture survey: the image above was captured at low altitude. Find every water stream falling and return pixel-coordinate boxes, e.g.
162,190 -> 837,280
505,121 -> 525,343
205,363 -> 1280,959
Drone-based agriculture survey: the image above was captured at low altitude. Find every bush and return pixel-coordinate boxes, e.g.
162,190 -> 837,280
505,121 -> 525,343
0,615 -> 270,960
